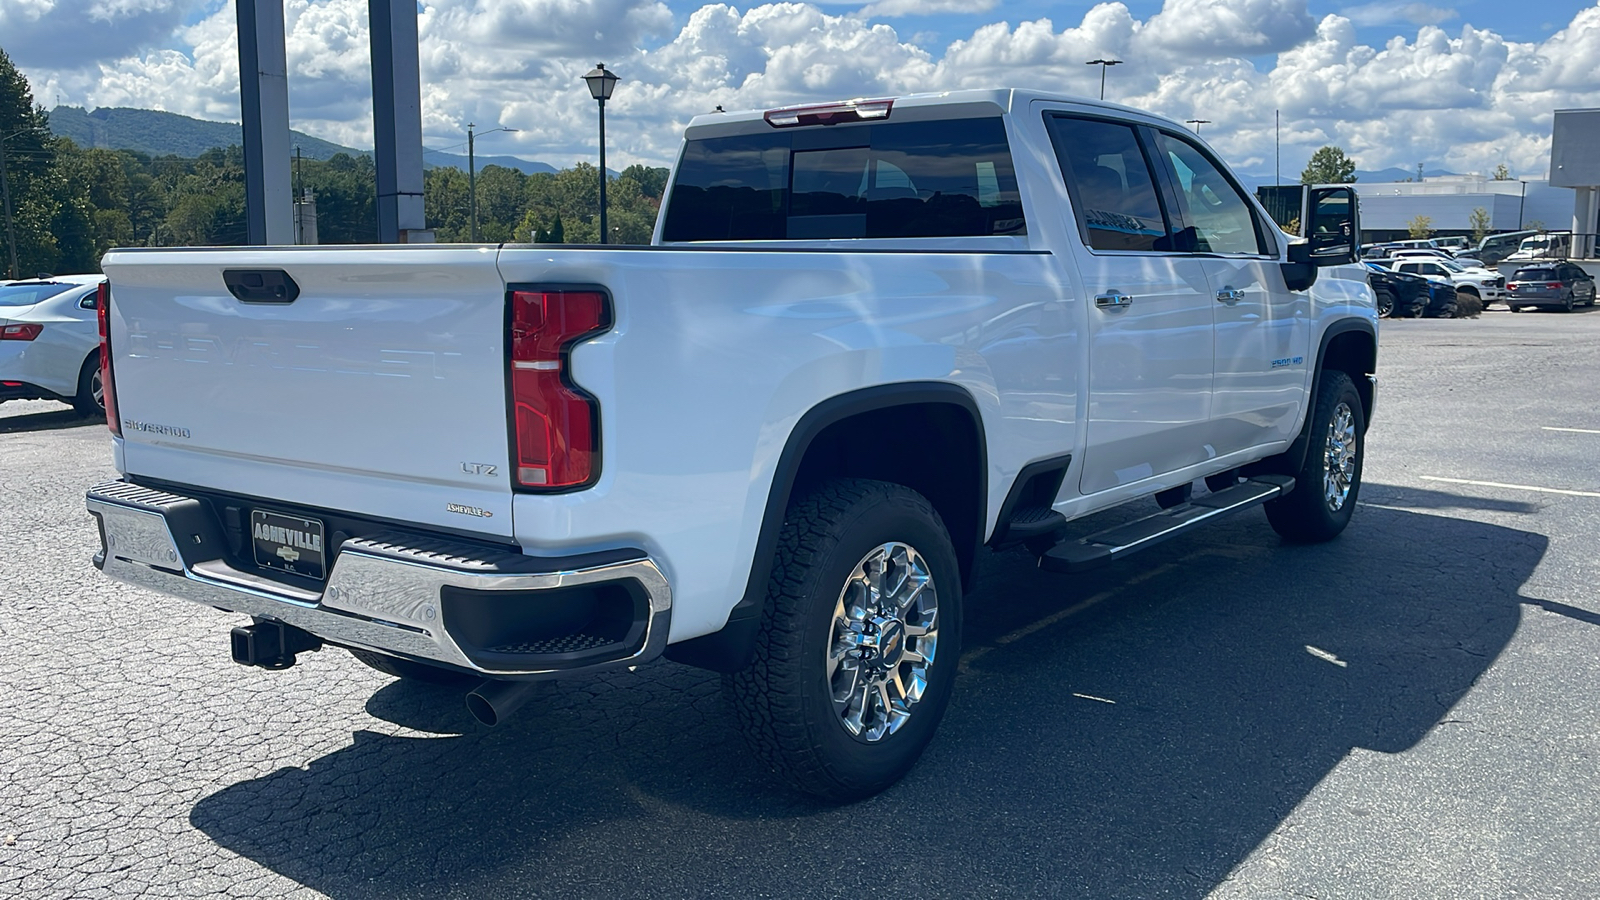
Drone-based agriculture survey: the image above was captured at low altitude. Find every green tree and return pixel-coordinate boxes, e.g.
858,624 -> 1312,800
620,164 -> 669,199
1492,163 -> 1511,181
0,46 -> 61,275
1300,146 -> 1357,184
1468,206 -> 1492,244
1407,214 -> 1433,240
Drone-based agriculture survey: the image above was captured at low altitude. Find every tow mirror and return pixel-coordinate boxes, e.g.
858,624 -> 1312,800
1256,184 -> 1361,267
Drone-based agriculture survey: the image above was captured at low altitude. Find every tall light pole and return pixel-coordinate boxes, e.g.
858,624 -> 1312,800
1186,118 -> 1211,134
1519,180 -> 1527,230
467,124 -> 519,243
1085,58 -> 1122,101
583,63 -> 619,244
0,129 -> 24,280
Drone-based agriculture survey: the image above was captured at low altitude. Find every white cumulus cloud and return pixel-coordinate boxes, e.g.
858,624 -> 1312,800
13,0 -> 1600,179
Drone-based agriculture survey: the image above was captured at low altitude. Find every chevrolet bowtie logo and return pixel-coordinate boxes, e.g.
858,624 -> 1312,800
276,545 -> 301,564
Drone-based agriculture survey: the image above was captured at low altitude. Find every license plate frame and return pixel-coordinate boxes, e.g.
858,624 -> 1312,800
250,509 -> 327,581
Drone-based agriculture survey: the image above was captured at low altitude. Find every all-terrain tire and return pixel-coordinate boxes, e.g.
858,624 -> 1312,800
348,648 -> 478,686
1264,370 -> 1365,543
724,478 -> 962,801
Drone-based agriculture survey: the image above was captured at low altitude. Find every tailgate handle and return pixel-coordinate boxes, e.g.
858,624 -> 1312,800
223,269 -> 300,304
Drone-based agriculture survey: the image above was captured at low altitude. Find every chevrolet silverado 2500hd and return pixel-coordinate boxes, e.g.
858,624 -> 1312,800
88,89 -> 1376,800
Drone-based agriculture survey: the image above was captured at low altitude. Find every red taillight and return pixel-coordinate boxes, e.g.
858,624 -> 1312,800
97,281 -> 120,435
1,323 -> 43,341
1547,282 -> 1563,289
509,289 -> 610,490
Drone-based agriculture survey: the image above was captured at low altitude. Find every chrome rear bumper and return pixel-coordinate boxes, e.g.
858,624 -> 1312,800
85,480 -> 671,678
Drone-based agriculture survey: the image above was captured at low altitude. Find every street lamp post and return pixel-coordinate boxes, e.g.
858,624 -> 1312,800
0,129 -> 24,280
583,63 -> 619,244
1519,180 -> 1527,230
467,123 -> 519,243
1085,58 -> 1122,101
1186,118 -> 1211,134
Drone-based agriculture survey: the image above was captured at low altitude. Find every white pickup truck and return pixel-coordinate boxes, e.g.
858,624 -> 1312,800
88,89 -> 1376,799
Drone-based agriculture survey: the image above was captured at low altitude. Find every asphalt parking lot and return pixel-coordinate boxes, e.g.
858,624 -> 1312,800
3,307 -> 1599,899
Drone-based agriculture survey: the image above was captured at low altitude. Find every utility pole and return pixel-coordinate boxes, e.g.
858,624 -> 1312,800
467,123 -> 520,243
468,123 -> 477,242
1275,109 -> 1280,185
0,130 -> 20,280
1186,118 -> 1211,134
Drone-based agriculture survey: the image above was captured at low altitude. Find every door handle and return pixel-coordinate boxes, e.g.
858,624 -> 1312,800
1215,287 -> 1245,306
1095,291 -> 1134,311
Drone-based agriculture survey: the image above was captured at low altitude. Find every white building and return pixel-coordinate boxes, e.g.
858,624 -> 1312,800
1353,176 -> 1572,241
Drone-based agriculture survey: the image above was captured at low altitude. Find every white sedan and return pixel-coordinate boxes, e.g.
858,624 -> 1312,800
0,274 -> 107,416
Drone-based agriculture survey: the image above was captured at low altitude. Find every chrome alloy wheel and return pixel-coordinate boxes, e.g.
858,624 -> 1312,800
826,542 -> 939,742
1323,401 -> 1357,512
90,367 -> 104,410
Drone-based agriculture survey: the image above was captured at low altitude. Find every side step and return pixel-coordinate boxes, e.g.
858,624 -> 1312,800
1039,475 -> 1295,573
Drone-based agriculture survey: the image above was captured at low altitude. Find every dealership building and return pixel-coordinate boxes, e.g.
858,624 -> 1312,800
1356,108 -> 1600,257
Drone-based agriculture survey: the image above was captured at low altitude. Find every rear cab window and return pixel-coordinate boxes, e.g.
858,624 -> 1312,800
0,282 -> 75,307
661,118 -> 1026,242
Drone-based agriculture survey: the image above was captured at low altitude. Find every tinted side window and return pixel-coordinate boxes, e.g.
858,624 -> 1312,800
1153,132 -> 1266,255
1044,116 -> 1168,252
661,117 -> 1026,242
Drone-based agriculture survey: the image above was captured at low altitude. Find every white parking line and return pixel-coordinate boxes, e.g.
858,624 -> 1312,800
1542,426 -> 1600,434
1419,475 -> 1600,498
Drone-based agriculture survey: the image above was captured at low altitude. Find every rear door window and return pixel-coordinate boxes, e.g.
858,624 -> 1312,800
1513,268 -> 1556,281
1042,116 -> 1170,252
661,117 -> 1026,241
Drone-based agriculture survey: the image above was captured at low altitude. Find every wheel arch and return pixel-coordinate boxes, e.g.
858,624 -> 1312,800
1247,318 -> 1375,479
664,382 -> 987,673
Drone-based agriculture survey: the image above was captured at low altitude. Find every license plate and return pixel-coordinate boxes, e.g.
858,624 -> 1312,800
250,509 -> 327,580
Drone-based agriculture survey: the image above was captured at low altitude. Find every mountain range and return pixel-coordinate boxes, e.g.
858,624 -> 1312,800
48,106 -> 557,175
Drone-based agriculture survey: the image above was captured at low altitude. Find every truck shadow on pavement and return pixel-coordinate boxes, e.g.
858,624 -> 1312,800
191,505 -> 1545,899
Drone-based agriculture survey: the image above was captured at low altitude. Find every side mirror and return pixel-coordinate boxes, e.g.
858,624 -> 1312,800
1305,186 -> 1358,265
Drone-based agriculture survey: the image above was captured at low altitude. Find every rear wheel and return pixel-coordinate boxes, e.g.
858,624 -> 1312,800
72,354 -> 104,417
1562,292 -> 1575,312
1265,370 -> 1364,543
725,479 -> 962,800
348,648 -> 477,686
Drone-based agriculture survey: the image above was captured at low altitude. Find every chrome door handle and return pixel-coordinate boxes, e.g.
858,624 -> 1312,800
1216,287 -> 1245,305
1095,291 -> 1134,311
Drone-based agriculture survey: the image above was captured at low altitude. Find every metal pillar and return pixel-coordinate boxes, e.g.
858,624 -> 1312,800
236,0 -> 294,245
370,0 -> 428,243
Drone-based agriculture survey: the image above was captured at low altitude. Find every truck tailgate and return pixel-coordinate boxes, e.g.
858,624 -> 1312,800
100,247 -> 514,540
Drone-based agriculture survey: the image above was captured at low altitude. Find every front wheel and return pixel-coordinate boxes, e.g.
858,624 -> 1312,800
725,479 -> 962,800
1265,370 -> 1365,543
1374,287 -> 1395,318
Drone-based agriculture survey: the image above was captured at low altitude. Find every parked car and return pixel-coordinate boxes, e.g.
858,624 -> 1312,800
1506,263 -> 1598,312
1387,258 -> 1505,306
1506,233 -> 1571,262
0,274 -> 107,415
1389,248 -> 1489,269
1364,262 -> 1429,317
1476,230 -> 1538,267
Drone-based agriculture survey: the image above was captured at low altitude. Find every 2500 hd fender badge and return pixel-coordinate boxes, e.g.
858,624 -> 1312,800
446,503 -> 493,518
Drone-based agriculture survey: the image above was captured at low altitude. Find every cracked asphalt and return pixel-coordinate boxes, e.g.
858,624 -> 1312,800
3,308 -> 1599,898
